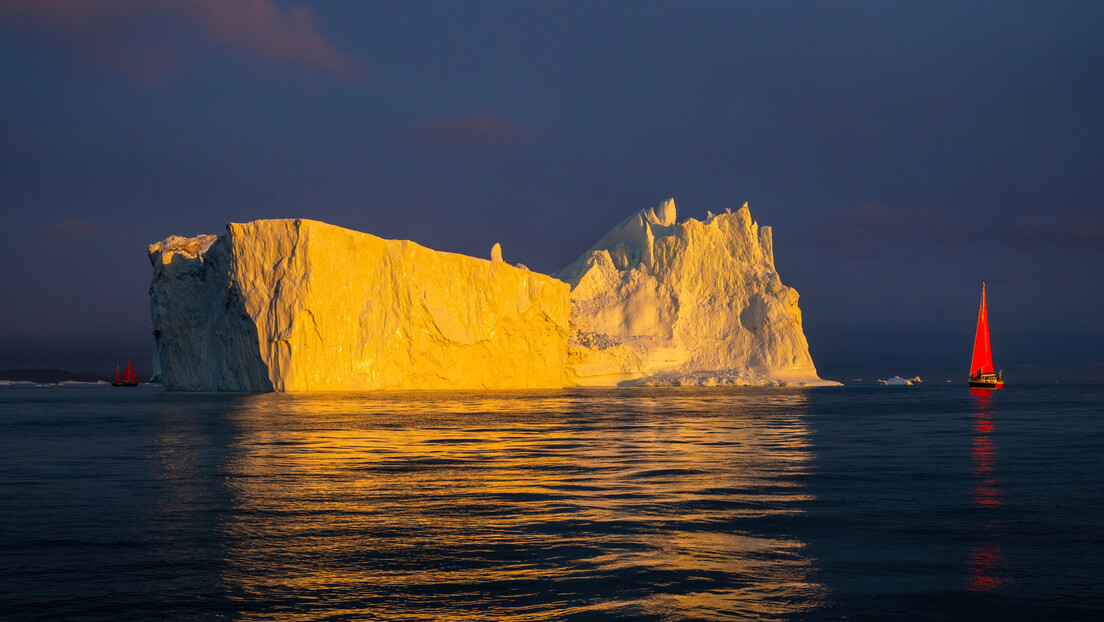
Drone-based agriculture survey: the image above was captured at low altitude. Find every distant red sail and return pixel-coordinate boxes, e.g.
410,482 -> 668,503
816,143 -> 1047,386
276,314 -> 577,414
112,360 -> 138,386
969,285 -> 994,377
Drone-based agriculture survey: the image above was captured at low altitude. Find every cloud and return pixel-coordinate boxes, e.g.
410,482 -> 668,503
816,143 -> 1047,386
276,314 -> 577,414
809,203 -> 1104,261
0,0 -> 360,82
411,113 -> 531,149
1003,215 -> 1104,250
46,219 -> 106,238
808,202 -> 970,260
5,134 -> 40,156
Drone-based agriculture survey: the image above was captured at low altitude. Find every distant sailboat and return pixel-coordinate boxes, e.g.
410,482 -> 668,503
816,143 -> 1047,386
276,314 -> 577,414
112,359 -> 139,387
968,283 -> 1004,389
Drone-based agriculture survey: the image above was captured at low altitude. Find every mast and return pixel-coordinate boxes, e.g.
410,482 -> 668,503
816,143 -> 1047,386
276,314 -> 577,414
969,283 -> 994,377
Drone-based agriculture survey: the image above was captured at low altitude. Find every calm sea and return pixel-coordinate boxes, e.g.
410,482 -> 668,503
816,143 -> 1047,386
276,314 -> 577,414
1,384 -> 1101,621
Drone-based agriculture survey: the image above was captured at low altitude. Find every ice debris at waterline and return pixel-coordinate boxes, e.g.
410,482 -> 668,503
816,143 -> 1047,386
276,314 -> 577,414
148,200 -> 836,391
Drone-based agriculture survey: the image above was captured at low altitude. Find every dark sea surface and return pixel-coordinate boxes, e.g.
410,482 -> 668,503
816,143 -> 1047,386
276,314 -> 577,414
1,383 -> 1101,621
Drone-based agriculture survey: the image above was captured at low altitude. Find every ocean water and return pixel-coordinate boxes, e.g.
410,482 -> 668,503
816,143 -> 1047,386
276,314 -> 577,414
0,384 -> 1101,621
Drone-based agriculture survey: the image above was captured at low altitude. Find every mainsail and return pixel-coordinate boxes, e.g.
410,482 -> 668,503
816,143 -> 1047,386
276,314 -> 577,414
969,284 -> 994,377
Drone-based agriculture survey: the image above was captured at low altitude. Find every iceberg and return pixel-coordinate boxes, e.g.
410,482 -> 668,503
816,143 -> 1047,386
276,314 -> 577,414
149,219 -> 570,391
557,199 -> 834,386
148,199 -> 834,391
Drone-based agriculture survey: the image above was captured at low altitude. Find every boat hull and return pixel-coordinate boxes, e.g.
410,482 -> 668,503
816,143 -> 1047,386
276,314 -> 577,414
968,379 -> 1004,389
112,381 -> 138,387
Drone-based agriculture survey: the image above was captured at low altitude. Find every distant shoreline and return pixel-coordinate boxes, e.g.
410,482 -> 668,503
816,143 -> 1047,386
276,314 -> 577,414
0,369 -> 108,384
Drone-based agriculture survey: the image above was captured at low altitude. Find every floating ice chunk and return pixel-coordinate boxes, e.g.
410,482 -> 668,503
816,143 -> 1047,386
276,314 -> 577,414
147,199 -> 836,391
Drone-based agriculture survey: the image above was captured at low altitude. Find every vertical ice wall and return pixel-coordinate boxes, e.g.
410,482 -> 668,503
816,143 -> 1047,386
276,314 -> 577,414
149,219 -> 570,391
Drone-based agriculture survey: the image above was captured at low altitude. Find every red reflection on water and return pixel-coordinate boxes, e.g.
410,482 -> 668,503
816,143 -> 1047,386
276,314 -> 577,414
969,387 -> 993,403
964,544 -> 1006,591
965,388 -> 1006,591
971,433 -> 1001,508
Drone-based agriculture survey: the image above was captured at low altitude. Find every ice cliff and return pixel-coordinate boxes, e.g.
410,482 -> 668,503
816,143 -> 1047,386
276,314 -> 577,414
149,219 -> 569,391
149,200 -> 832,391
557,199 -> 832,386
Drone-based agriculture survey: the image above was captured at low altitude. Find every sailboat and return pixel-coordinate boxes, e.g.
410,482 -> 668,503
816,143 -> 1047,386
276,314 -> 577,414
112,359 -> 139,387
968,283 -> 1004,389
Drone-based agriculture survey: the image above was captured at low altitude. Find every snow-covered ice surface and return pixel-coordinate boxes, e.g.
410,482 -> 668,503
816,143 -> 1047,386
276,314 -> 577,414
149,219 -> 569,391
556,199 -> 836,387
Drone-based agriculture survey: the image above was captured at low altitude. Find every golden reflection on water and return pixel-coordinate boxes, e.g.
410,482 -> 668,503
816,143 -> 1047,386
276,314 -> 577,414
172,389 -> 825,619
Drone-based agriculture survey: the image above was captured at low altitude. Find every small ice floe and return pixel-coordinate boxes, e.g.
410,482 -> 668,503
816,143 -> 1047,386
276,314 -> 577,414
879,376 -> 913,385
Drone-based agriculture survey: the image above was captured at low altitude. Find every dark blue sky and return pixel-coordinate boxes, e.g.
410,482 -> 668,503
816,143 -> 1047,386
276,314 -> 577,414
1,1 -> 1102,382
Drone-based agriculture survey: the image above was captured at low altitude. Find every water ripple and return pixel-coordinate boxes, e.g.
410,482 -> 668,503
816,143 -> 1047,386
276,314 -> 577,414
2,385 -> 1101,620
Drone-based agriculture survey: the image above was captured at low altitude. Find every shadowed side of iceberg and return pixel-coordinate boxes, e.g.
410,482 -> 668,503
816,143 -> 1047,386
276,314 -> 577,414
149,233 -> 274,391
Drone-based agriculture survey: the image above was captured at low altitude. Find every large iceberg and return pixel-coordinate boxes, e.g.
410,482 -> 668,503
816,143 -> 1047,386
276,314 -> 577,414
149,219 -> 570,391
557,199 -> 833,386
149,200 -> 833,391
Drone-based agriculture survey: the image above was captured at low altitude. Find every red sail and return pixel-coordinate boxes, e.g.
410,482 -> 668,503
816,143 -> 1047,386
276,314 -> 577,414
114,365 -> 120,383
969,284 -> 994,377
124,360 -> 136,384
